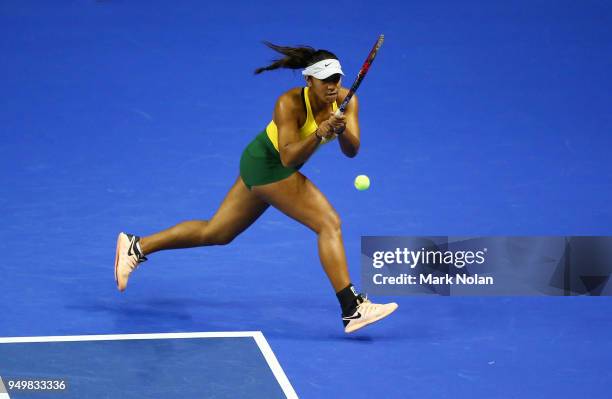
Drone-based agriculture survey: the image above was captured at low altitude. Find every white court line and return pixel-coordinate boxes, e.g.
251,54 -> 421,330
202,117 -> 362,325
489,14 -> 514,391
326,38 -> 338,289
0,376 -> 9,399
0,331 -> 259,343
0,331 -> 298,399
253,332 -> 298,399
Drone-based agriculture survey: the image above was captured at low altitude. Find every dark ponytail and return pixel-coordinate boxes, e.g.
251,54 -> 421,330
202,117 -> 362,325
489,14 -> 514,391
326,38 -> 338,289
254,41 -> 339,75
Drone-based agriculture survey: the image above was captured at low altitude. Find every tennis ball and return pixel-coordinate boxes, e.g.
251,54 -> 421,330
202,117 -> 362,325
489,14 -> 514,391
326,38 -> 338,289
354,174 -> 370,191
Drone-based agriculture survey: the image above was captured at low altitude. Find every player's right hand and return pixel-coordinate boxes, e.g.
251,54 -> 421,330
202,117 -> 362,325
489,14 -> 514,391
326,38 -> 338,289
316,119 -> 336,139
328,111 -> 346,132
317,112 -> 346,139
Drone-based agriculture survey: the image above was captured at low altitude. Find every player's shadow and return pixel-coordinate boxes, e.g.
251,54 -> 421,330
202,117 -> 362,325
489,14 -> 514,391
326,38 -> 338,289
67,300 -> 194,321
68,295 -> 436,342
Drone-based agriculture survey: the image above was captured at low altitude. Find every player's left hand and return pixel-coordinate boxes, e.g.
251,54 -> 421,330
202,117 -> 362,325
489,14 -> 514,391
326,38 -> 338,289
328,112 -> 346,133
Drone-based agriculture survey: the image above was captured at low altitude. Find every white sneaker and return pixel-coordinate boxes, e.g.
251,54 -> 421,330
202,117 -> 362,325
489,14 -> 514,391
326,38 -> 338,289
343,295 -> 398,333
114,232 -> 147,292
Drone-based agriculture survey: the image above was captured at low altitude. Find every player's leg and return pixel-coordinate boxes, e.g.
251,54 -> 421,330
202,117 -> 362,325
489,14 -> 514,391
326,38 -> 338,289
140,176 -> 269,254
115,176 -> 268,291
251,172 -> 397,333
252,171 -> 349,291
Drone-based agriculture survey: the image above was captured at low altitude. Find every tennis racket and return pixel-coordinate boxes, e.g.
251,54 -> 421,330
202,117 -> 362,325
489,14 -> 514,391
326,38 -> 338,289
336,34 -> 385,116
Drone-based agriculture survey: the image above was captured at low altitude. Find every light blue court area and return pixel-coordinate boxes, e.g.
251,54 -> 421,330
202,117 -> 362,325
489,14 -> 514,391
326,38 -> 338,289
0,332 -> 296,399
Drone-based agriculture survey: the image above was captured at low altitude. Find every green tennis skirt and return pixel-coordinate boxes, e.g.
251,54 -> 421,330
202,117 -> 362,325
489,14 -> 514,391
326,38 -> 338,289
239,130 -> 303,190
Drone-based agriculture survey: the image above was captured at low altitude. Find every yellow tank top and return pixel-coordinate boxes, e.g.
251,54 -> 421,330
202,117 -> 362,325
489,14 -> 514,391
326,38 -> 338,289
265,87 -> 338,152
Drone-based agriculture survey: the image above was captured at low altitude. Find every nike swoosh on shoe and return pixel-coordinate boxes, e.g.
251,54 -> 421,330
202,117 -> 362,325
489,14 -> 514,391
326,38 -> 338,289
342,312 -> 362,320
127,237 -> 136,257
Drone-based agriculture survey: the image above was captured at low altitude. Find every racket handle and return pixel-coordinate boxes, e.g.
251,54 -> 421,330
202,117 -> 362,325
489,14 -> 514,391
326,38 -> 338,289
333,109 -> 346,134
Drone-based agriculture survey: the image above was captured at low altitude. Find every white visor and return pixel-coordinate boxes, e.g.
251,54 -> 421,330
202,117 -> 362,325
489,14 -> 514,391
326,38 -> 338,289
301,59 -> 344,80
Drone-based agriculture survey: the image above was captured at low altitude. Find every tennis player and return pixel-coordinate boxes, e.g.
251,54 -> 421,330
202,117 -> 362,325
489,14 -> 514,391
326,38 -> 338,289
114,42 -> 397,333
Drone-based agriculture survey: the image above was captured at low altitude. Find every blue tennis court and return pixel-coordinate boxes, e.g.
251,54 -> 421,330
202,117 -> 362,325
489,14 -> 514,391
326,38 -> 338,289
1,1 -> 611,398
0,332 -> 295,398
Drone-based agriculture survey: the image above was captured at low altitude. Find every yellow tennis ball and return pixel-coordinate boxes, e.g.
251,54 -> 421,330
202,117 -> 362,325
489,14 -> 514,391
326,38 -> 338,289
354,174 -> 370,191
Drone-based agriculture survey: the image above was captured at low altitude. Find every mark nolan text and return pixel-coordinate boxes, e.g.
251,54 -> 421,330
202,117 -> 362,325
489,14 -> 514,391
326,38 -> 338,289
373,273 -> 494,285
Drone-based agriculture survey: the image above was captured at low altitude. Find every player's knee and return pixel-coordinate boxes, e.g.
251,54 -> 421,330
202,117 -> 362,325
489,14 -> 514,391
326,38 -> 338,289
319,210 -> 342,234
215,232 -> 236,246
199,226 -> 233,246
202,228 -> 235,246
